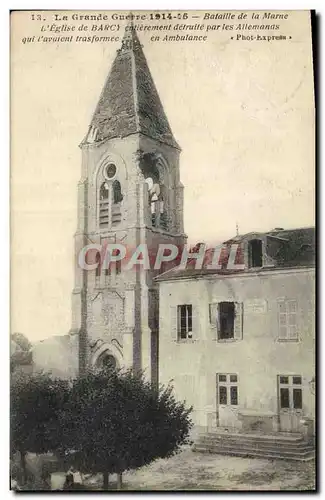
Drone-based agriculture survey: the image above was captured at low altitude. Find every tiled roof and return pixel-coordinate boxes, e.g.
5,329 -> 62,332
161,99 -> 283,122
155,226 -> 315,282
83,25 -> 179,149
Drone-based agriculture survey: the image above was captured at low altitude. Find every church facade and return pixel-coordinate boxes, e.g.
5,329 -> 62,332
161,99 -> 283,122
69,25 -> 186,383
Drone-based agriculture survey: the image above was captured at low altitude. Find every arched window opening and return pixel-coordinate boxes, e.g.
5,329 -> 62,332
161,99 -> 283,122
147,181 -> 162,228
112,180 -> 123,226
146,181 -> 168,230
248,239 -> 263,268
145,177 -> 154,191
100,182 -> 109,200
99,178 -> 124,229
113,180 -> 123,204
160,197 -> 167,230
99,182 -> 109,229
98,352 -> 117,372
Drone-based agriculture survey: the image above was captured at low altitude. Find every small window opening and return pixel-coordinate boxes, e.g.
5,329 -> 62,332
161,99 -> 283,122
95,252 -> 101,278
113,180 -> 123,204
248,239 -> 263,268
218,302 -> 235,339
112,180 -> 122,226
112,248 -> 121,275
99,182 -> 109,229
100,182 -> 109,200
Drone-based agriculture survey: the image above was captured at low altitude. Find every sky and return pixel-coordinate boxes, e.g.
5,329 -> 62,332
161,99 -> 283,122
11,10 -> 315,341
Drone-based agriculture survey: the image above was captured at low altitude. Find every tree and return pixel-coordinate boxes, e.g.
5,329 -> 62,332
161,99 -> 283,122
58,369 -> 193,490
10,372 -> 69,485
10,332 -> 33,375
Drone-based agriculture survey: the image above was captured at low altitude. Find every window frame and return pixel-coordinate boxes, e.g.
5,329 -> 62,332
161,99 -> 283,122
210,302 -> 243,342
218,301 -> 235,340
277,299 -> 299,342
217,373 -> 239,406
98,165 -> 123,231
248,238 -> 263,268
177,304 -> 193,341
278,374 -> 303,411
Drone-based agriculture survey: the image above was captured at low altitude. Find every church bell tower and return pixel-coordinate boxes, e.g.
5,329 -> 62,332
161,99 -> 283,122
70,22 -> 186,384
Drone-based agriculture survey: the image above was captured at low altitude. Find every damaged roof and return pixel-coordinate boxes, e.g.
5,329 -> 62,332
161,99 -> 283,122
156,226 -> 315,282
82,24 -> 180,149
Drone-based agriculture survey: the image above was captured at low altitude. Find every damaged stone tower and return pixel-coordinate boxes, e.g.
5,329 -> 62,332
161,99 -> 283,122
69,23 -> 186,384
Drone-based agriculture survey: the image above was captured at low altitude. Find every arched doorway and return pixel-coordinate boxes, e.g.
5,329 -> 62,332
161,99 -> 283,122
90,341 -> 124,371
97,352 -> 118,371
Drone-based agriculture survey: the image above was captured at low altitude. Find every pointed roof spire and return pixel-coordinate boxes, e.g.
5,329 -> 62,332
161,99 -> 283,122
83,22 -> 180,149
119,14 -> 139,53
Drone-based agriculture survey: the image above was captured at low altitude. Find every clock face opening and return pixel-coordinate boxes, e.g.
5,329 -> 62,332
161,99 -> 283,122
105,163 -> 117,179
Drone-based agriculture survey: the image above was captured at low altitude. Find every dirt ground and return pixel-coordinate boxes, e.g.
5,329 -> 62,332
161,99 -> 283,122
24,447 -> 315,491
84,449 -> 316,491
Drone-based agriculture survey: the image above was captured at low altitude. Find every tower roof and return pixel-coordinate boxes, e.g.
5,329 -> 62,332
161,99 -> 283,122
83,24 -> 180,150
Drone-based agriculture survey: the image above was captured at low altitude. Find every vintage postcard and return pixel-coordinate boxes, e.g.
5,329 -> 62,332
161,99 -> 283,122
10,10 -> 315,491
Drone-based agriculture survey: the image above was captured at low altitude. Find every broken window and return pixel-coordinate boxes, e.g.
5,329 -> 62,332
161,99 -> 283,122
210,302 -> 243,341
148,181 -> 161,226
113,180 -> 123,204
142,158 -> 168,230
177,304 -> 192,340
248,239 -> 263,268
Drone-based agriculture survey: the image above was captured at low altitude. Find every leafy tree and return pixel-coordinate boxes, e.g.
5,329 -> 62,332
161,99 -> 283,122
58,369 -> 193,490
11,332 -> 32,352
10,372 -> 69,485
10,332 -> 33,375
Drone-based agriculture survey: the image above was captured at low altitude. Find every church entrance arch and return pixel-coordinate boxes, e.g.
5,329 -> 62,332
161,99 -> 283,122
90,342 -> 123,370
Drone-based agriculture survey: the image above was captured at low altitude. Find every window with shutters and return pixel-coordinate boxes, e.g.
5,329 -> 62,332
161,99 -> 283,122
99,182 -> 110,229
277,299 -> 298,341
112,180 -> 123,226
210,302 -> 243,341
177,305 -> 192,340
